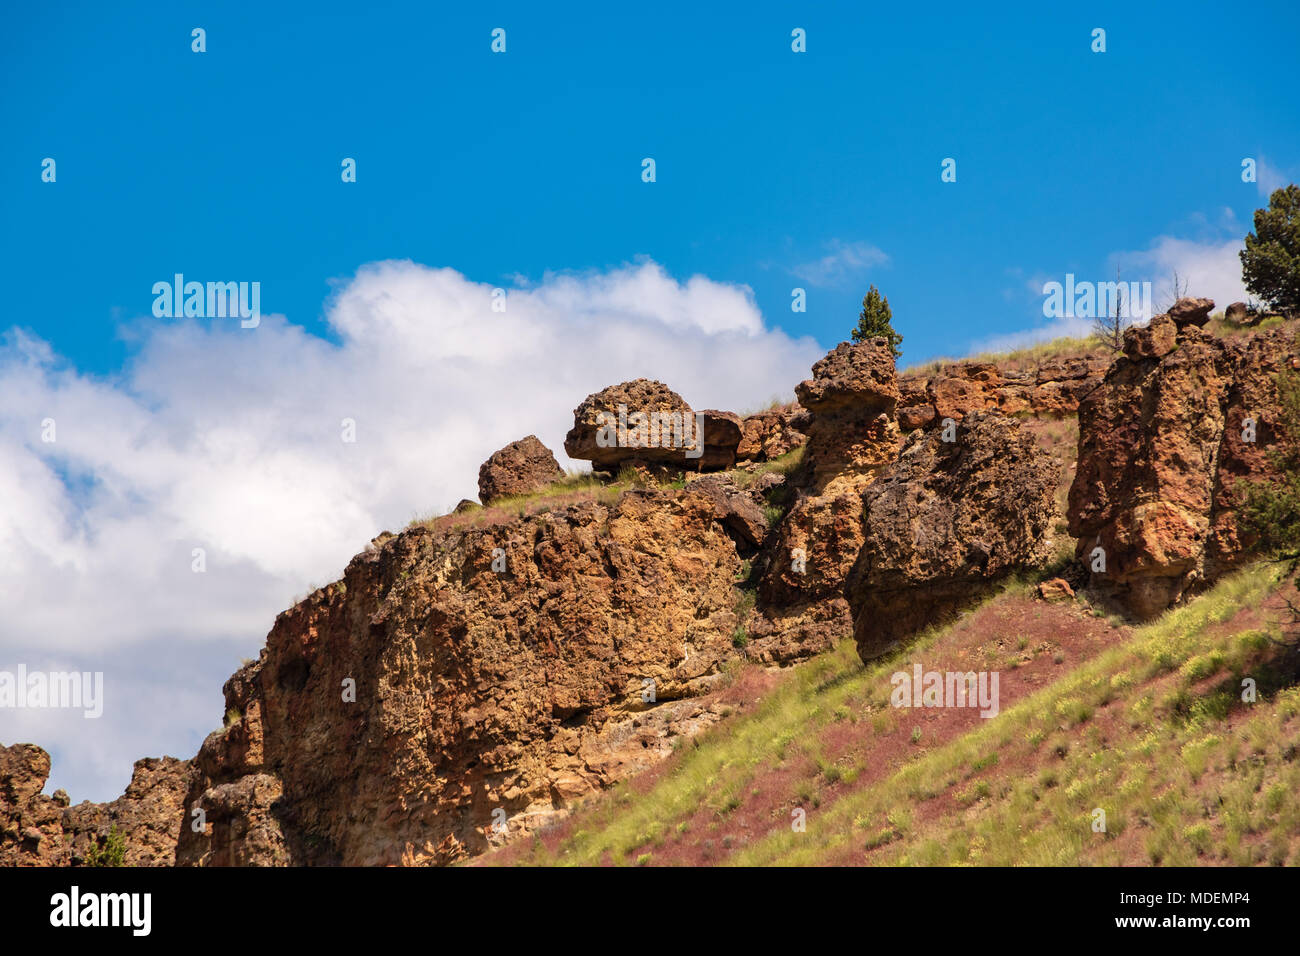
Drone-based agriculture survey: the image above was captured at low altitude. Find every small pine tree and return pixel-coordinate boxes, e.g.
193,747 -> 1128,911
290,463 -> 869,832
85,826 -> 127,867
1240,184 -> 1300,317
851,285 -> 903,357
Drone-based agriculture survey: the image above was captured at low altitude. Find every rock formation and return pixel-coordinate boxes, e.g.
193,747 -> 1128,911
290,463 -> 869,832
896,355 -> 1107,429
846,411 -> 1060,660
8,311 -> 1292,869
1224,301 -> 1251,325
749,339 -> 902,662
1069,314 -> 1299,617
477,435 -> 565,504
171,486 -> 751,866
1,743 -> 190,866
1168,296 -> 1214,328
736,402 -> 810,462
698,410 -> 744,470
563,379 -> 741,472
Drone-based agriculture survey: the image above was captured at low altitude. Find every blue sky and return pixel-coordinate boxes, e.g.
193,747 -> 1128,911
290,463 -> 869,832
5,0 -> 1298,374
2,1 -> 1299,800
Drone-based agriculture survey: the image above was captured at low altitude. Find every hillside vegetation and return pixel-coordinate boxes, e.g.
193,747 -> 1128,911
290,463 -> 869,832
486,564 -> 1300,867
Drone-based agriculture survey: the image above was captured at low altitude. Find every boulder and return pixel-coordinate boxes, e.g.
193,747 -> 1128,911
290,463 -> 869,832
699,410 -> 744,470
794,339 -> 900,415
1224,301 -> 1250,325
477,435 -> 565,504
686,473 -> 770,548
1168,296 -> 1214,328
1122,313 -> 1177,359
1037,578 -> 1076,602
564,380 -> 741,473
847,411 -> 1060,660
898,404 -> 937,431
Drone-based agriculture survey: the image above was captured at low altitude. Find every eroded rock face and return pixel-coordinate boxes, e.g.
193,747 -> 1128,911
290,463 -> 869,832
0,743 -> 191,866
736,403 -> 809,463
61,757 -> 192,866
1068,324 -> 1299,617
1123,313 -> 1177,360
174,486 -> 748,866
751,339 -> 902,662
477,435 -> 565,504
846,411 -> 1060,660
563,380 -> 742,473
897,355 -> 1107,425
699,410 -> 744,470
0,744 -> 66,866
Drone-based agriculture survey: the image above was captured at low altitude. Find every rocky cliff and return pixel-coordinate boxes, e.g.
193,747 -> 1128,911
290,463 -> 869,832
6,312 -> 1293,867
1069,312 -> 1299,617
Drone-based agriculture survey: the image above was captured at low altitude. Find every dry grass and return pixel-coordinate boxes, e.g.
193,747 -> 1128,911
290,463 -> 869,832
903,335 -> 1104,379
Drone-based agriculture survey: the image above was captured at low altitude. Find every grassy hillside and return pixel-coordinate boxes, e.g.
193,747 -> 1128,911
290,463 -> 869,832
484,564 -> 1300,867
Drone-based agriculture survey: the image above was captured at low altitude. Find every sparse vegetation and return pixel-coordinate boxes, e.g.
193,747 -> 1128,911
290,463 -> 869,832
903,334 -> 1100,379
490,565 -> 1300,867
84,826 -> 126,867
1241,366 -> 1300,643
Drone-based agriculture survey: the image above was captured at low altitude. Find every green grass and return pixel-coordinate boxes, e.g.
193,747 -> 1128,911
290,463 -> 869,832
498,583 -> 1015,866
499,563 -> 1299,867
724,563 -> 1293,866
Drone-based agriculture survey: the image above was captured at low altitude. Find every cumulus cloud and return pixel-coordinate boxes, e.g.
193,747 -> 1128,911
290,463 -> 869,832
979,228 -> 1250,354
1118,235 -> 1249,311
0,259 -> 823,800
790,240 -> 890,288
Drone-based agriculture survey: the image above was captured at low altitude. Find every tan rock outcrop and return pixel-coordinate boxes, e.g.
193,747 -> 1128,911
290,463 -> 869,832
846,411 -> 1060,660
1122,313 -> 1177,359
173,485 -> 749,866
898,355 -> 1107,425
1068,324 -> 1299,617
61,757 -> 192,866
736,402 -> 809,462
750,339 -> 902,662
0,744 -> 67,866
1,743 -> 191,866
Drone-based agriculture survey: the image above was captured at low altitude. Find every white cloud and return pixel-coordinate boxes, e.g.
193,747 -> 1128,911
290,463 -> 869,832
790,240 -> 890,288
979,228 -> 1251,355
0,259 -> 824,800
1255,156 -> 1290,199
1117,235 -> 1249,312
